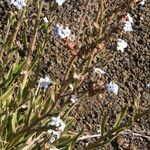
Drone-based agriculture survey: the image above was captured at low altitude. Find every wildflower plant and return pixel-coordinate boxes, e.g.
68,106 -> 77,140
0,0 -> 149,149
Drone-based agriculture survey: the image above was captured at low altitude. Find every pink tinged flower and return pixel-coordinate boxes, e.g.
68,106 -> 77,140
70,95 -> 78,103
55,23 -> 71,39
117,39 -> 128,52
39,76 -> 52,89
106,81 -> 119,95
56,0 -> 65,6
123,21 -> 133,32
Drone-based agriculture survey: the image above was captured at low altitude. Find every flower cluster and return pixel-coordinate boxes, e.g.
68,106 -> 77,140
50,116 -> 66,132
54,23 -> 71,39
7,0 -> 26,9
70,95 -> 78,103
39,76 -> 52,89
48,130 -> 60,143
117,39 -> 128,52
48,116 -> 65,143
106,81 -> 119,95
123,21 -> 133,32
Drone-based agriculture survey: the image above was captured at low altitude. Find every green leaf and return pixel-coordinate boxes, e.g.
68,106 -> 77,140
22,21 -> 29,49
12,111 -> 18,133
8,47 -> 19,55
100,114 -> 107,136
56,136 -> 73,148
1,60 -> 26,88
69,128 -> 84,148
41,96 -> 53,115
56,128 -> 84,149
0,85 -> 15,107
62,118 -> 74,134
5,133 -> 24,150
113,106 -> 128,129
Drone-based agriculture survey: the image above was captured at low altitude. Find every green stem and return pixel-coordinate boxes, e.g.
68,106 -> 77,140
87,108 -> 150,149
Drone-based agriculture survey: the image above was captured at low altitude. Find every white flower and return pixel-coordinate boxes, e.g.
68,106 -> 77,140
43,17 -> 48,23
55,0 -> 65,6
117,39 -> 128,52
140,17 -> 144,20
7,0 -> 26,9
123,21 -> 133,32
70,95 -> 78,103
147,83 -> 150,88
106,81 -> 119,95
127,13 -> 133,23
140,0 -> 146,5
39,76 -> 52,89
48,130 -> 60,143
21,104 -> 27,109
123,13 -> 133,32
73,72 -> 80,80
69,84 -> 74,91
94,68 -> 105,74
20,70 -> 27,75
54,23 -> 71,39
50,116 -> 65,132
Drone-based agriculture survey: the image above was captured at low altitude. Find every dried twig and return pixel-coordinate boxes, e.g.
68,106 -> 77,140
77,129 -> 150,142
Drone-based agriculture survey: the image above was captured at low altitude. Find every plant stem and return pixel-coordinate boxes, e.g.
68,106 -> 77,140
87,108 -> 150,149
77,129 -> 150,141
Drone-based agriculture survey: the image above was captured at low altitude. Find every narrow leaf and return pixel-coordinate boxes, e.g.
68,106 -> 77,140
113,106 -> 128,129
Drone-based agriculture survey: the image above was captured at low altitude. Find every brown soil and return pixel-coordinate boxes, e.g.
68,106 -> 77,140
0,0 -> 149,150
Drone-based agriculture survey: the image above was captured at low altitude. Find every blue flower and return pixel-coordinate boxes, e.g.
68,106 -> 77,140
39,76 -> 52,89
7,0 -> 26,9
50,116 -> 65,132
54,23 -> 71,39
123,21 -> 133,32
106,81 -> 119,95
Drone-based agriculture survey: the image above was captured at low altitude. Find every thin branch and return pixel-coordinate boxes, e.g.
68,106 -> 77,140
78,134 -> 101,141
77,129 -> 150,142
123,130 -> 150,140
